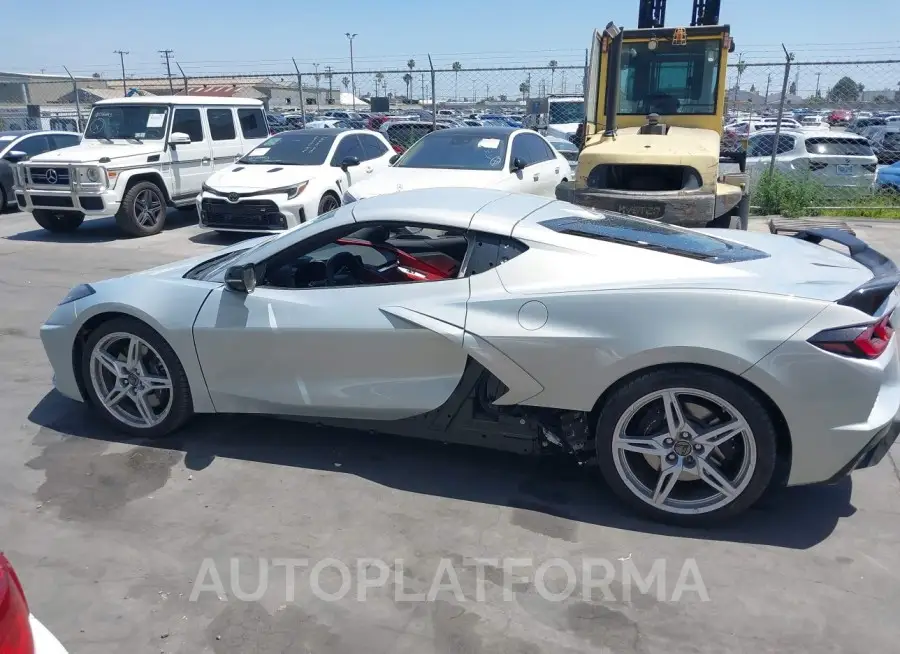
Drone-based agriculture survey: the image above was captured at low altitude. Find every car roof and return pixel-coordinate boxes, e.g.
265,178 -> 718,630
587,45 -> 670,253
350,187 -> 551,233
277,128 -> 340,136
94,96 -> 263,106
428,126 -> 519,138
753,128 -> 868,140
0,130 -> 80,139
0,130 -> 34,138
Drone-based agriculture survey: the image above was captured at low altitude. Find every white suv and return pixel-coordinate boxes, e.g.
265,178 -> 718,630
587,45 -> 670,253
15,96 -> 269,237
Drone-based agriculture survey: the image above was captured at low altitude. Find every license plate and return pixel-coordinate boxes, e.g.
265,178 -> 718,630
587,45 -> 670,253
836,164 -> 853,176
615,201 -> 665,220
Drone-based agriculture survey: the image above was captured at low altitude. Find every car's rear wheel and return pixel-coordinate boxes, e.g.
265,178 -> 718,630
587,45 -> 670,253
595,368 -> 778,526
80,317 -> 193,438
33,210 -> 85,232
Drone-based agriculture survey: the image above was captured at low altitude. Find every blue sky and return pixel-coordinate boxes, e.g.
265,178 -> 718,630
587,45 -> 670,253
5,0 -> 899,97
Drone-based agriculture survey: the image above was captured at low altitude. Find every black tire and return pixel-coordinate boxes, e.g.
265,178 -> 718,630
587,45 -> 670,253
594,368 -> 779,527
115,181 -> 167,237
33,209 -> 85,232
80,317 -> 194,438
318,192 -> 340,216
0,186 -> 6,213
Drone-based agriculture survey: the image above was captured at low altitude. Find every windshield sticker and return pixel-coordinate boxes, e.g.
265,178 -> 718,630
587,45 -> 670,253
146,113 -> 166,128
478,138 -> 501,149
251,147 -> 270,156
262,138 -> 281,147
134,132 -> 146,139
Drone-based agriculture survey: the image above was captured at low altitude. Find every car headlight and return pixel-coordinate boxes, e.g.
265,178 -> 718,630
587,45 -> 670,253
58,283 -> 95,306
342,190 -> 357,204
277,181 -> 308,200
201,182 -> 222,195
75,165 -> 108,187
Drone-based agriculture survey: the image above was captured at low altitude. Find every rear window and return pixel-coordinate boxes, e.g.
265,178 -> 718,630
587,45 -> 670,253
539,215 -> 768,263
805,138 -> 873,156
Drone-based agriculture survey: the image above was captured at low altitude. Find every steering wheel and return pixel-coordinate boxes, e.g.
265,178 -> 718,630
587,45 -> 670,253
325,251 -> 365,286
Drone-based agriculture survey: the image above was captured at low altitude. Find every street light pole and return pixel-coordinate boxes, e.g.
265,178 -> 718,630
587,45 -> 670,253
345,32 -> 357,110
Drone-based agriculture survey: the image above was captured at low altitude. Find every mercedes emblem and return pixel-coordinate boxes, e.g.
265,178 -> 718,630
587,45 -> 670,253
45,169 -> 58,184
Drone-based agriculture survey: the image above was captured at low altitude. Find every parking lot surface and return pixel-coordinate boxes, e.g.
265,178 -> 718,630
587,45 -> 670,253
1,208 -> 899,654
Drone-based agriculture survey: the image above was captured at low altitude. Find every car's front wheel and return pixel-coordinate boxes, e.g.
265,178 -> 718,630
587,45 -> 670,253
595,368 -> 778,526
80,317 -> 193,438
115,181 -> 167,237
318,192 -> 340,216
33,210 -> 85,232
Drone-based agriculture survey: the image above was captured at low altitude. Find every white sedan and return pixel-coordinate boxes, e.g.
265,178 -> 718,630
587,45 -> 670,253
197,129 -> 395,232
343,127 -> 571,202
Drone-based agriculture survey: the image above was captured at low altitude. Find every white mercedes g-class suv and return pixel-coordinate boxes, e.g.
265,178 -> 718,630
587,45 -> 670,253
14,96 -> 269,237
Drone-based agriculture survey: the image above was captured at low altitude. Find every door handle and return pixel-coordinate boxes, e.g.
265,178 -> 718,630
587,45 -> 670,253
533,174 -> 540,181
555,167 -> 560,174
365,166 -> 373,173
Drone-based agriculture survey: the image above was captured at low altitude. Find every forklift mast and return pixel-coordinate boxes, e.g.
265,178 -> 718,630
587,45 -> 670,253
637,0 -> 722,29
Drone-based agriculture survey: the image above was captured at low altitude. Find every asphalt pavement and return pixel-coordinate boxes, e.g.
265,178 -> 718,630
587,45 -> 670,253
0,207 -> 898,654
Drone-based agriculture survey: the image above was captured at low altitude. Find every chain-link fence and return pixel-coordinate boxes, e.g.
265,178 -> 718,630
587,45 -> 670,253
4,57 -> 900,215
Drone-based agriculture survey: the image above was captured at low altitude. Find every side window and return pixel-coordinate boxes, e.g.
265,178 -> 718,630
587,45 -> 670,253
260,221 -> 471,289
775,136 -> 795,155
510,135 -> 532,167
207,108 -> 237,141
747,136 -> 773,158
359,134 -> 388,160
331,135 -> 365,165
172,108 -> 203,142
13,135 -> 52,157
50,134 -> 80,149
238,108 -> 268,139
524,134 -> 555,162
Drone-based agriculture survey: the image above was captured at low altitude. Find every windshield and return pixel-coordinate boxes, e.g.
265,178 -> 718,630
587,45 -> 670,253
549,101 -> 585,125
618,38 -> 722,115
805,138 -> 873,156
239,133 -> 335,166
84,105 -> 169,140
396,132 -> 508,171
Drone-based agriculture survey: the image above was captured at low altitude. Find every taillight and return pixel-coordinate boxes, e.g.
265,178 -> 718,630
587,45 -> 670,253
809,314 -> 894,359
0,553 -> 34,654
392,145 -> 405,154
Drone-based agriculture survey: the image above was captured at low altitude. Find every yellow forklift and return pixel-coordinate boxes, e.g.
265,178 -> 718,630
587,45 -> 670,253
556,0 -> 750,229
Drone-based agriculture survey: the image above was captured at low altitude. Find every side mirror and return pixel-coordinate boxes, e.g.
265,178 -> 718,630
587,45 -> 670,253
389,153 -> 401,165
340,156 -> 360,171
224,263 -> 257,294
3,150 -> 28,164
169,132 -> 191,145
511,157 -> 526,172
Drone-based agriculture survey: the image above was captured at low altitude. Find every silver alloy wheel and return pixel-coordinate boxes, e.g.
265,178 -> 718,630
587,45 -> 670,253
611,388 -> 757,515
89,332 -> 173,429
134,188 -> 164,227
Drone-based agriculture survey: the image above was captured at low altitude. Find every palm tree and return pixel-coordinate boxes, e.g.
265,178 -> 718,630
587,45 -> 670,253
375,72 -> 384,96
406,59 -> 416,100
403,73 -> 413,99
548,60 -> 558,94
519,81 -> 530,101
452,61 -> 462,101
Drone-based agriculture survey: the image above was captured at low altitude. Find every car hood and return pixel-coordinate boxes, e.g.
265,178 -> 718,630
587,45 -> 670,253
206,163 -> 327,192
348,167 -> 505,199
546,123 -> 580,137
28,140 -> 162,164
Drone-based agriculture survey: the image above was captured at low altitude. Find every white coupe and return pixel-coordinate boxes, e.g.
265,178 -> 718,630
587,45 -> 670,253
197,129 -> 395,232
343,127 -> 571,203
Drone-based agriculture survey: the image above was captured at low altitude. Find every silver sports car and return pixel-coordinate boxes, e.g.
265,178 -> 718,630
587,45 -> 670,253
40,187 -> 900,525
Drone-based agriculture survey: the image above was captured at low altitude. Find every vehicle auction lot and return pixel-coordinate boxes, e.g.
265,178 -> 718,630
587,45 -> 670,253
1,209 -> 899,654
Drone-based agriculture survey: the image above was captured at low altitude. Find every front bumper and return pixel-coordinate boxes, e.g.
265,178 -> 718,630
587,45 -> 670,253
39,302 -> 83,403
16,186 -> 120,216
197,191 -> 308,232
555,181 -> 740,228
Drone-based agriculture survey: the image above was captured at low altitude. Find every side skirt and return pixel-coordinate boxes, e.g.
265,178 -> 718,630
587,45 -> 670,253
295,359 -> 595,461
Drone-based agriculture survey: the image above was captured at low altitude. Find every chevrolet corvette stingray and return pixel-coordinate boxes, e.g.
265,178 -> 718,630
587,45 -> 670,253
40,187 -> 900,524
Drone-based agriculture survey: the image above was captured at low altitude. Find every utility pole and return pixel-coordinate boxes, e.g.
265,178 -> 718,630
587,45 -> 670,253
764,73 -> 771,105
421,72 -> 425,104
114,50 -> 129,96
313,63 -> 320,110
345,33 -> 357,110
325,65 -> 333,106
815,72 -> 822,98
159,49 -> 175,93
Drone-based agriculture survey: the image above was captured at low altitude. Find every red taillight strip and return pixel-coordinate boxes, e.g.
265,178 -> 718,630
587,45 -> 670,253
810,315 -> 894,359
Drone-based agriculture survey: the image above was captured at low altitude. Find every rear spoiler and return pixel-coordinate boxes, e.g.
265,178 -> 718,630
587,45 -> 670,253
793,228 -> 900,315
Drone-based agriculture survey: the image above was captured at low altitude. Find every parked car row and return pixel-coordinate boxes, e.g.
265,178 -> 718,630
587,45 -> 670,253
7,95 -> 573,238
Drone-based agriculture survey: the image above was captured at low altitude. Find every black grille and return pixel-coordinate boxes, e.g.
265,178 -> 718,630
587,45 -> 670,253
15,193 -> 25,208
29,167 -> 70,186
79,196 -> 104,211
30,195 -> 74,208
200,198 -> 286,230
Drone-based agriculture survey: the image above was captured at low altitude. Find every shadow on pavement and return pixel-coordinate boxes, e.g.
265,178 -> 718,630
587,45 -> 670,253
5,208 -> 199,244
28,391 -> 854,549
189,230 -> 254,246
